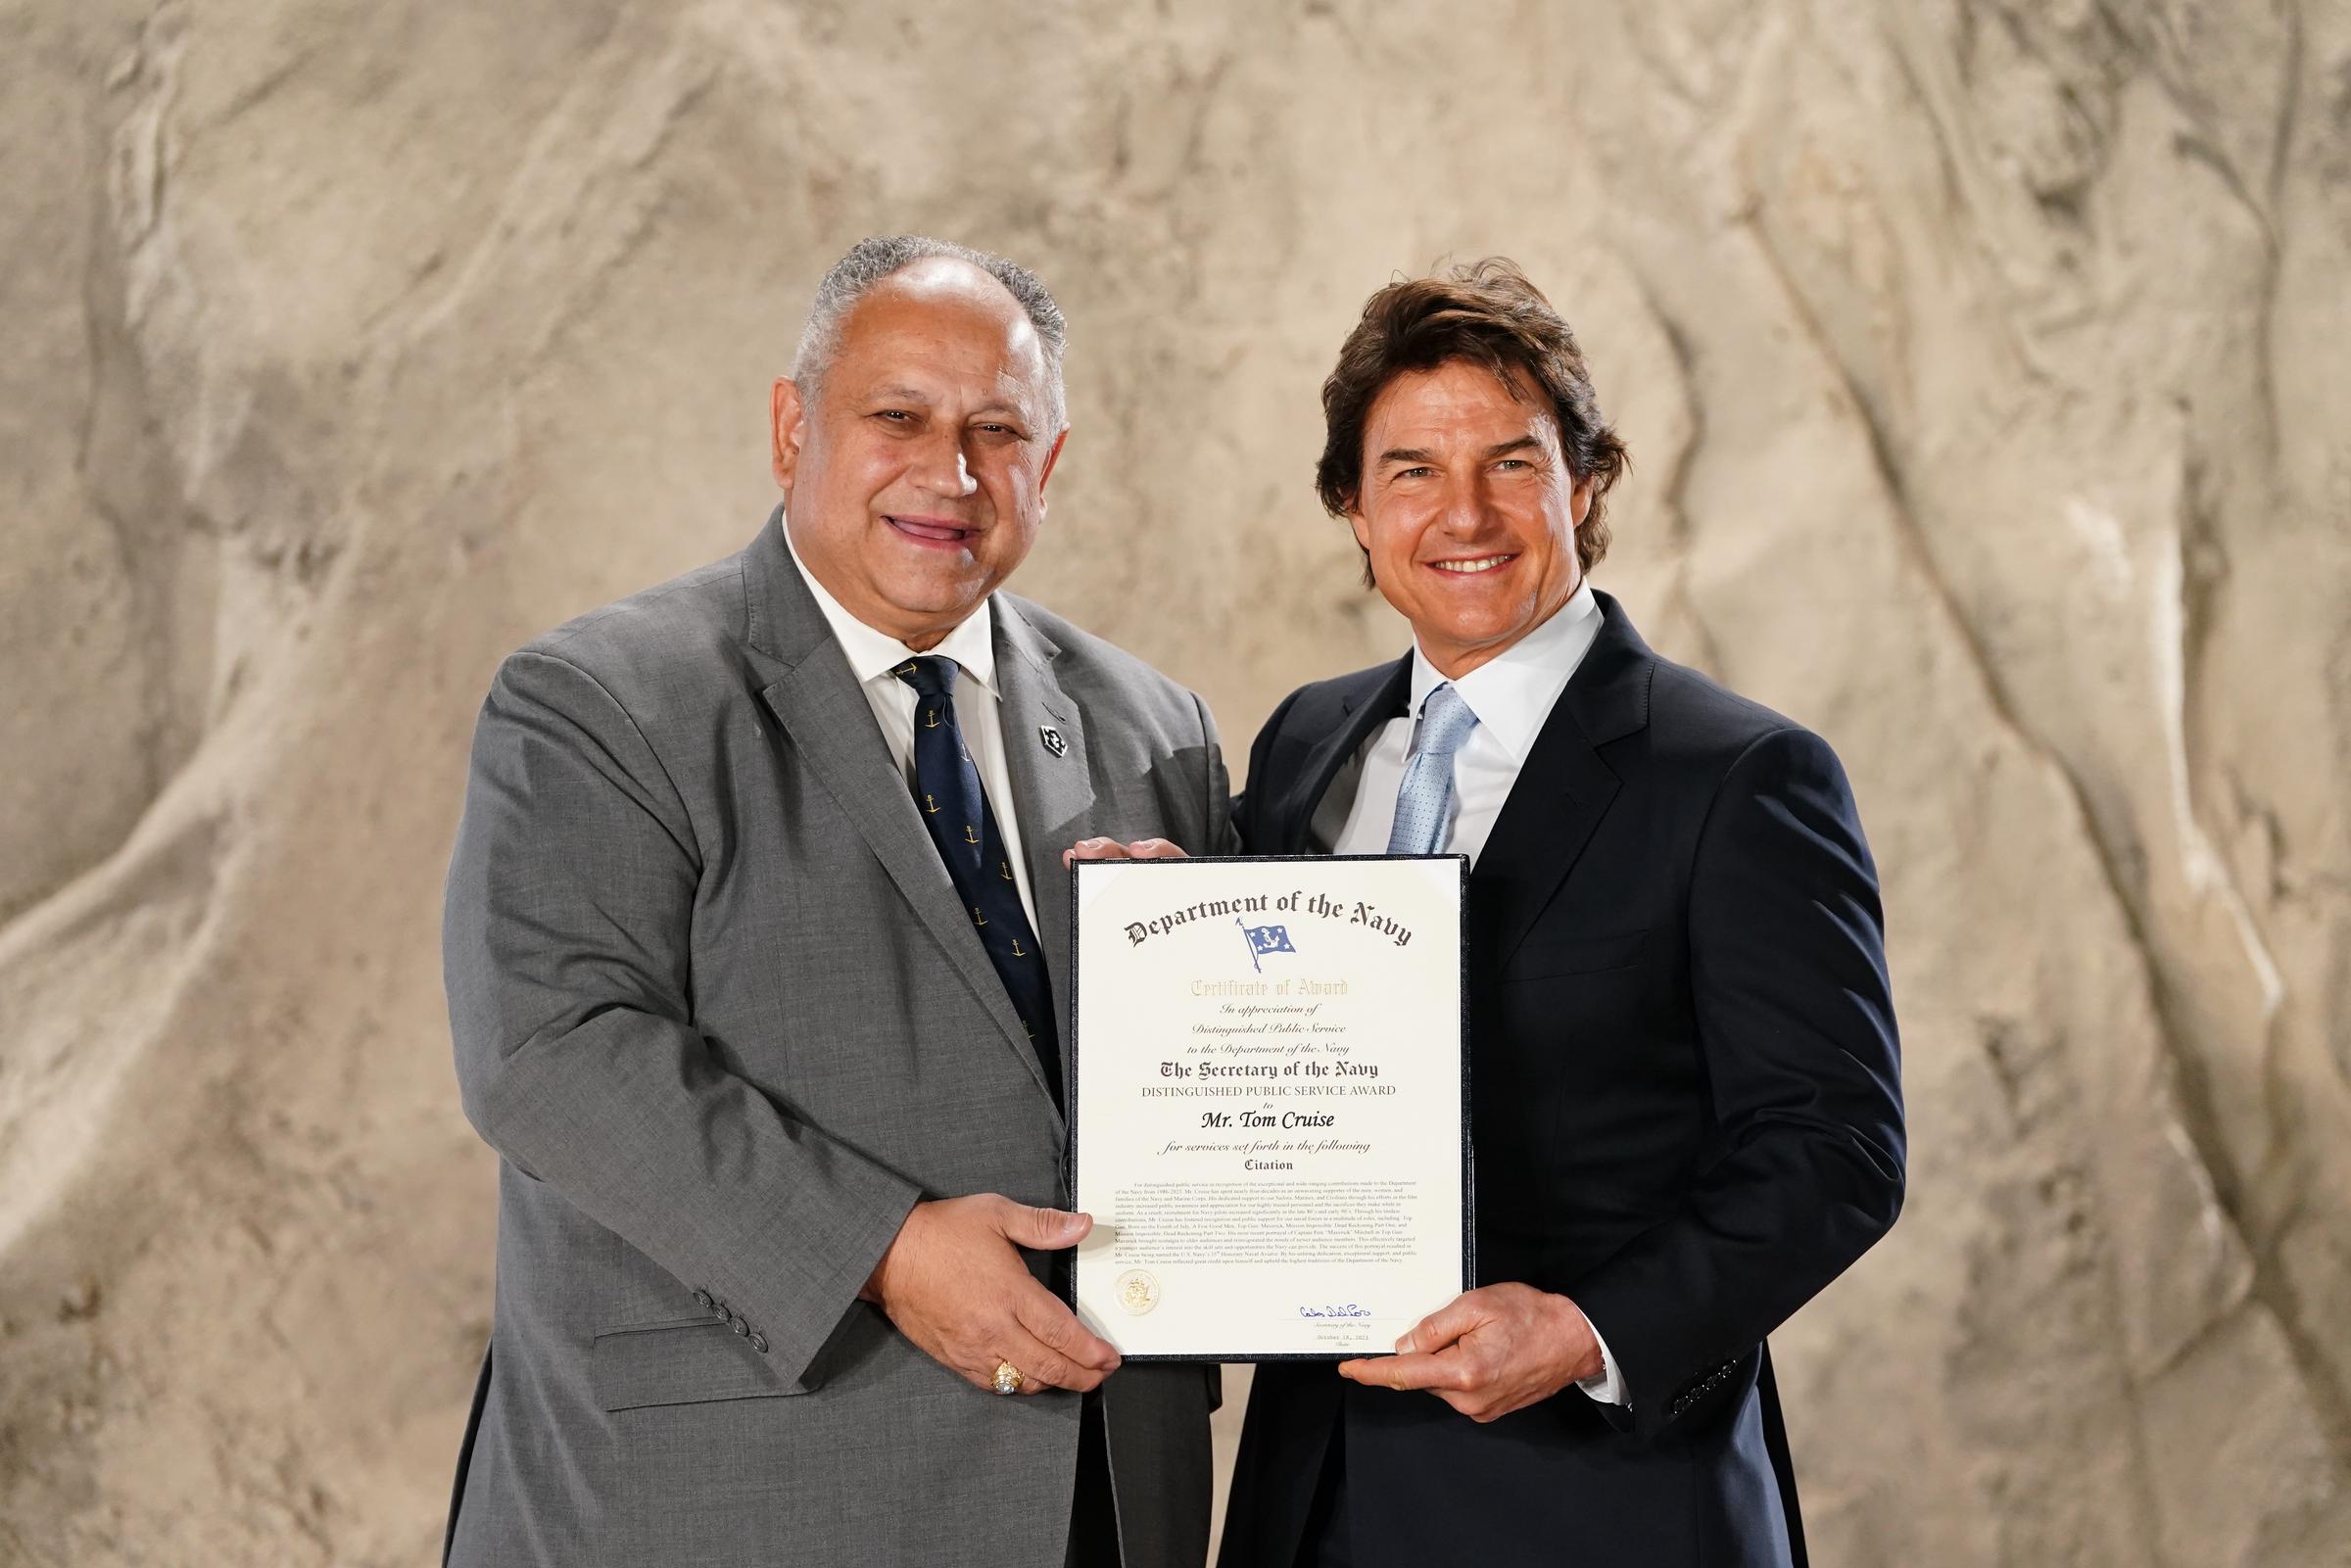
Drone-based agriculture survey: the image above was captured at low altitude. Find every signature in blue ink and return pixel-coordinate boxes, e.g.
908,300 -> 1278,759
1298,1304 -> 1372,1319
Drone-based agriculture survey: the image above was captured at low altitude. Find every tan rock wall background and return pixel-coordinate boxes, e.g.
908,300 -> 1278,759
4,1 -> 2347,1563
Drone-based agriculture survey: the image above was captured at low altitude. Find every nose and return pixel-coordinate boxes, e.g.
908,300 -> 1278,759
1434,470 -> 1496,538
909,428 -> 979,500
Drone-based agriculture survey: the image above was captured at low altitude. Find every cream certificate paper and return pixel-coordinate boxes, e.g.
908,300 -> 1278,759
1070,855 -> 1468,1359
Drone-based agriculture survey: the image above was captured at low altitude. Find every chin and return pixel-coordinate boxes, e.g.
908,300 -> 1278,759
1433,614 -> 1518,645
882,578 -> 991,619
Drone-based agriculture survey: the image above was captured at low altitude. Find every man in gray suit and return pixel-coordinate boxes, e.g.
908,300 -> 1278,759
441,235 -> 1228,1566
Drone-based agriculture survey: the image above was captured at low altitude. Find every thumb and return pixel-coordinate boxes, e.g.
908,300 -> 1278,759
999,1201 -> 1092,1251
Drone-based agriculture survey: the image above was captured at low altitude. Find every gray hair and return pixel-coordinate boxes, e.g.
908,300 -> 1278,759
792,235 -> 1069,428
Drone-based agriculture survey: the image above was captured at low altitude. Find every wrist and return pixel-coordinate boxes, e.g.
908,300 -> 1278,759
862,1199 -> 931,1305
1550,1292 -> 1604,1383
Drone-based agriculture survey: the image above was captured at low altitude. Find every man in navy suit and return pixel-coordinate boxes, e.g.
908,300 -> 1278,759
1213,259 -> 1905,1567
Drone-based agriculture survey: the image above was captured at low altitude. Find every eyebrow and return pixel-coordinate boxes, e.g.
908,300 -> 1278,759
1376,436 -> 1543,467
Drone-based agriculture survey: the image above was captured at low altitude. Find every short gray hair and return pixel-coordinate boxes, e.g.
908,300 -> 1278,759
792,235 -> 1069,428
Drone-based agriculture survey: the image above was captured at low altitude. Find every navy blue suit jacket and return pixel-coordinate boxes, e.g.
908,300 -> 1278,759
1218,594 -> 1904,1568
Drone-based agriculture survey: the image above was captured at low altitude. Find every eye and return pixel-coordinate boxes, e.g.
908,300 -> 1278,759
873,408 -> 916,424
1493,458 -> 1531,472
1396,465 -> 1434,481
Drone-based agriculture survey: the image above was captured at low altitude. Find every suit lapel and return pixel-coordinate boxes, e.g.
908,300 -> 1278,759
1471,592 -> 1655,972
742,510 -> 1058,1110
992,599 -> 1095,1041
1278,656 -> 1411,852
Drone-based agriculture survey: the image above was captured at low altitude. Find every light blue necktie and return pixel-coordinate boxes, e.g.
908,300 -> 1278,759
1385,683 -> 1480,855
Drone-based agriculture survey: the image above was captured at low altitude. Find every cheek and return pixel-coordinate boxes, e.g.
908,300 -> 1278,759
987,461 -> 1047,516
830,439 -> 905,499
1380,527 -> 1430,580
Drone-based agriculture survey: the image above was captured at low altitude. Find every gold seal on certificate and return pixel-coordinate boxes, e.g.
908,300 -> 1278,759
1069,855 -> 1469,1360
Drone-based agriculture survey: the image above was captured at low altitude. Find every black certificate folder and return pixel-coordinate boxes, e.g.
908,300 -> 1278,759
1067,854 -> 1471,1361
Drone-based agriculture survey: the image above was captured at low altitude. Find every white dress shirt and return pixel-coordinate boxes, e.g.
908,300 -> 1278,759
782,520 -> 1039,929
1308,583 -> 1629,1406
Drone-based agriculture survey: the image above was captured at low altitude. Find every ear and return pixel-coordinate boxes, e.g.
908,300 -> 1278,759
1346,498 -> 1371,555
1568,474 -> 1594,529
1037,426 -> 1070,497
771,377 -> 809,490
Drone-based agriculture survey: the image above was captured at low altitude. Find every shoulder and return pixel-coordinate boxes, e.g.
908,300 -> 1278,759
1261,663 -> 1398,746
501,552 -> 749,702
1647,657 -> 1803,749
1632,654 -> 1858,836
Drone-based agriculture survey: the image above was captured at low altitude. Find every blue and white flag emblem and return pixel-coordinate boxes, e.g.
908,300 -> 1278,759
1237,919 -> 1298,974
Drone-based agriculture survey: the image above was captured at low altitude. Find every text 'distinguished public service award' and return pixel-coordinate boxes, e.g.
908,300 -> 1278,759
1070,855 -> 1469,1359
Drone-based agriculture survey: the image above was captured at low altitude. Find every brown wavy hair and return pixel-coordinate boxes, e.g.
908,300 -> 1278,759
1317,258 -> 1628,580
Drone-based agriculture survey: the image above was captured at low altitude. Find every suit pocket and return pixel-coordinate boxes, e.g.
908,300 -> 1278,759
1504,928 -> 1649,981
590,1317 -> 811,1412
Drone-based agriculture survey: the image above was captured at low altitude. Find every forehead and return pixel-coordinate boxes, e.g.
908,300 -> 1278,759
1364,358 -> 1556,443
828,260 -> 1045,391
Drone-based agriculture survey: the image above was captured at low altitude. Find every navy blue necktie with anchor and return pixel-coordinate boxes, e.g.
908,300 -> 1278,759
894,655 -> 1063,1108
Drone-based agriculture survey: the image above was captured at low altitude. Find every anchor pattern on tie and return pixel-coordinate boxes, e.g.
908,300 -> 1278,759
895,655 -> 1063,1105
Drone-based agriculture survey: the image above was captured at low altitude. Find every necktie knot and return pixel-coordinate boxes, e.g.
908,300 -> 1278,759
893,655 -> 957,697
1413,684 -> 1479,760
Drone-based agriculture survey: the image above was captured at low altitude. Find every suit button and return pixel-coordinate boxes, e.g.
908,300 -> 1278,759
731,1318 -> 749,1337
749,1333 -> 769,1354
694,1289 -> 714,1309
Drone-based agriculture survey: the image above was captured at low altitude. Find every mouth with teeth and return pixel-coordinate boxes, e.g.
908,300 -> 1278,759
1426,553 -> 1517,575
885,515 -> 981,549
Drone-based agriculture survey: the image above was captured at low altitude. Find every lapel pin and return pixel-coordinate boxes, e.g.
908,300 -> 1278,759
1038,725 -> 1068,758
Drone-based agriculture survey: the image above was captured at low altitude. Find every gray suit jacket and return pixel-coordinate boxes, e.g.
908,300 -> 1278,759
442,507 -> 1230,1567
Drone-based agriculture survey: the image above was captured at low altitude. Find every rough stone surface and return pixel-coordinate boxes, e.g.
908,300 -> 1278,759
3,3 -> 2346,1564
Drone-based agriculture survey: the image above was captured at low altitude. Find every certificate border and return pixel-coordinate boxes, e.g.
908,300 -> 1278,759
1066,852 -> 1474,1362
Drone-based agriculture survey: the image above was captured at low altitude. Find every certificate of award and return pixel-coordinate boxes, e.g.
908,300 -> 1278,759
1069,854 -> 1469,1360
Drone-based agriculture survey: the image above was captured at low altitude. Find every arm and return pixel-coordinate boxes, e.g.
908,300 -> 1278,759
448,649 -> 1115,1394
1194,690 -> 1241,856
1567,725 -> 1905,1436
445,649 -> 923,1384
1230,686 -> 1304,854
1347,726 -> 1902,1428
1065,689 -> 1242,868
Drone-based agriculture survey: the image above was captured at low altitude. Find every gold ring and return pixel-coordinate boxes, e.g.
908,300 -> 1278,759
992,1360 -> 1024,1396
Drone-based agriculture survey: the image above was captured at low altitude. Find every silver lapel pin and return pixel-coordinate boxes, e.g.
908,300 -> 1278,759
1038,725 -> 1068,758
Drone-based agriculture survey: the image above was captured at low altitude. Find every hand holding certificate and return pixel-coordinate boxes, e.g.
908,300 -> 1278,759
1069,855 -> 1469,1359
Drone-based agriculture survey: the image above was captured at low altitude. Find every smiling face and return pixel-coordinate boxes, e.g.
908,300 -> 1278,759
771,258 -> 1068,649
1348,358 -> 1593,679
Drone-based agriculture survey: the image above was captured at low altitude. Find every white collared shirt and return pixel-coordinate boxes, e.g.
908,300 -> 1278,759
1315,583 -> 1604,865
782,520 -> 1039,929
1308,583 -> 1628,1406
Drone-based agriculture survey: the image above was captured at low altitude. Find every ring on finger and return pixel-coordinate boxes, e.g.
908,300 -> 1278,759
992,1360 -> 1025,1396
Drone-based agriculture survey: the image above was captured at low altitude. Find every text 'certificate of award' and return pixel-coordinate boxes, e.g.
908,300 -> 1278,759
1070,855 -> 1469,1360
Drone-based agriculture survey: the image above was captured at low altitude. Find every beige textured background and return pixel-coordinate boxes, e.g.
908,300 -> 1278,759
4,1 -> 2348,1563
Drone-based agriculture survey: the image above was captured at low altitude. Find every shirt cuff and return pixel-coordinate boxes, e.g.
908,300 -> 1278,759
1574,1316 -> 1629,1406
